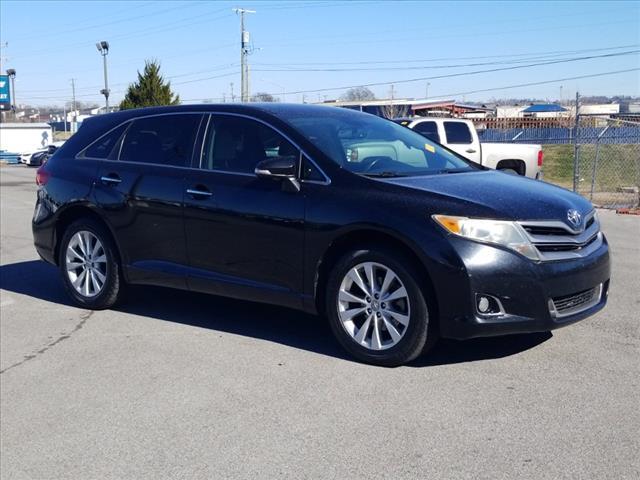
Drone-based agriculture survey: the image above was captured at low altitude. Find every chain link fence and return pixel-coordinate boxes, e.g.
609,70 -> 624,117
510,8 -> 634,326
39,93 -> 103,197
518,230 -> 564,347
476,115 -> 640,209
573,117 -> 640,209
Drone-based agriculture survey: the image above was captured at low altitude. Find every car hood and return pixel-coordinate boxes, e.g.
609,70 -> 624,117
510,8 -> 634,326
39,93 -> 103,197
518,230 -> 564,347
380,170 -> 594,225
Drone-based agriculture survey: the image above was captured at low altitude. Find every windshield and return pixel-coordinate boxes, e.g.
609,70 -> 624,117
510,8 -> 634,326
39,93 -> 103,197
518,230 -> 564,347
286,109 -> 476,177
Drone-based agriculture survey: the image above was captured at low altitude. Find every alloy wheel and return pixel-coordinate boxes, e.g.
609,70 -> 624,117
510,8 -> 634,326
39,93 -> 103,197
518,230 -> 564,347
337,262 -> 411,351
65,230 -> 108,298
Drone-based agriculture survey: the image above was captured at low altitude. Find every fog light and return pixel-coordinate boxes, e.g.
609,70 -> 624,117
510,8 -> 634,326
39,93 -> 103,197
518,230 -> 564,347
478,296 -> 490,313
475,294 -> 504,316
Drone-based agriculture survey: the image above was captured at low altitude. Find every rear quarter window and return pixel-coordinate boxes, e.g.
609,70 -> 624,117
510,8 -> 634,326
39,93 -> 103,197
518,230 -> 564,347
81,123 -> 129,159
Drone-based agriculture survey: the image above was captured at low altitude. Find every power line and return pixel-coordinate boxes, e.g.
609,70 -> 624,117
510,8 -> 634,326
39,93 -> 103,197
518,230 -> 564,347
256,50 -> 640,96
19,64 -> 240,94
253,50 -> 640,72
434,68 -> 640,99
260,6 -> 630,44
179,69 -> 640,104
12,10 -> 234,59
261,19 -> 638,49
252,44 -> 640,67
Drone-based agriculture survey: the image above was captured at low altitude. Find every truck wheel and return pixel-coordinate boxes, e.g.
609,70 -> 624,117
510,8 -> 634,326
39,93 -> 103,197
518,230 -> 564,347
325,247 -> 434,367
500,168 -> 519,175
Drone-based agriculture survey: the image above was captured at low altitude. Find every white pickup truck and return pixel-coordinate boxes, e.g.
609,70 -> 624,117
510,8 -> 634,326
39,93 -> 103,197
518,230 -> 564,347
394,117 -> 543,179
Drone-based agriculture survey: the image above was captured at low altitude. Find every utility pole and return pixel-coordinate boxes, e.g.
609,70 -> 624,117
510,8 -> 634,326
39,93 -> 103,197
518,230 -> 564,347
233,8 -> 255,102
425,82 -> 430,100
230,82 -> 235,102
572,91 -> 581,192
71,78 -> 77,132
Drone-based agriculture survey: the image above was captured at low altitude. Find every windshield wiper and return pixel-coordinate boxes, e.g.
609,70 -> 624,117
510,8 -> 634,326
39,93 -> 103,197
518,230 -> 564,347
362,171 -> 408,178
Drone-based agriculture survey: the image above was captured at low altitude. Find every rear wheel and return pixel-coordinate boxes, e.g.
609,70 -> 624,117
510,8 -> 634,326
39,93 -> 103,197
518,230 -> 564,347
59,218 -> 124,309
499,168 -> 519,175
325,247 -> 435,366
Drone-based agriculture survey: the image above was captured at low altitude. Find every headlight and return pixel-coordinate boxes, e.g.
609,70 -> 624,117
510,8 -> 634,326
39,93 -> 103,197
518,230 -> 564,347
432,215 -> 539,261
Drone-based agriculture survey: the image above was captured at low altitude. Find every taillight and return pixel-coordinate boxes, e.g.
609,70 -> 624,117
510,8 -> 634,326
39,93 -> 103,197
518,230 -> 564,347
36,165 -> 50,186
537,150 -> 544,167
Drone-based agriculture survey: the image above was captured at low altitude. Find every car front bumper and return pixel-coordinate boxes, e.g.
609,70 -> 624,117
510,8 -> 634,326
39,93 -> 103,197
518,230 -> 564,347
435,234 -> 611,340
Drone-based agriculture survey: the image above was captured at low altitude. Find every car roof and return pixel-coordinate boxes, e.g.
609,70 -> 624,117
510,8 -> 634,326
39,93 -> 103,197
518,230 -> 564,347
99,102 -> 352,120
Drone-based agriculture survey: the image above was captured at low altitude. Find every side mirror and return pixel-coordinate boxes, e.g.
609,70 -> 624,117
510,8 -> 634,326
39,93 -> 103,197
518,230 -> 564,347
255,156 -> 297,179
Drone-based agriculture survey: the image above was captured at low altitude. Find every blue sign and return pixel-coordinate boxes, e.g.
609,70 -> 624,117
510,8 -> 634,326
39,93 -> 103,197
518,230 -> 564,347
0,75 -> 11,110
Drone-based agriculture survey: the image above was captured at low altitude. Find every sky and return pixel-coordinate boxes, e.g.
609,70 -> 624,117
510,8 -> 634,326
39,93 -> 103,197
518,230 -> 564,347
1,0 -> 639,108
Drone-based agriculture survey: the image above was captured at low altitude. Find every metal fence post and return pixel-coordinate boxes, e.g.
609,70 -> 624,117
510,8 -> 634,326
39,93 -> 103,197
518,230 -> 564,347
589,124 -> 610,201
572,92 -> 580,192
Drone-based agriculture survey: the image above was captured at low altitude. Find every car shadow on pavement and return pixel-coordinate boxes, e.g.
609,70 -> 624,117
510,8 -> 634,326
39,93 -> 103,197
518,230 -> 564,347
1,260 -> 552,367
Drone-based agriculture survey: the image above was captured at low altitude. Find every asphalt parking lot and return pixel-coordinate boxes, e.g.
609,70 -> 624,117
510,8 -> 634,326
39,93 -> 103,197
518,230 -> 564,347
1,164 -> 638,480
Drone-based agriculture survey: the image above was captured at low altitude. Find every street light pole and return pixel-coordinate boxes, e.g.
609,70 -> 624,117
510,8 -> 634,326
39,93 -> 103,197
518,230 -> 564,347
96,41 -> 110,113
6,68 -> 16,114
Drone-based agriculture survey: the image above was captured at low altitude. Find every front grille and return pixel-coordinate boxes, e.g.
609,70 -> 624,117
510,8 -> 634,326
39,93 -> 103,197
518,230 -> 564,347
550,284 -> 602,319
535,233 -> 600,252
523,225 -> 569,236
518,210 -> 602,261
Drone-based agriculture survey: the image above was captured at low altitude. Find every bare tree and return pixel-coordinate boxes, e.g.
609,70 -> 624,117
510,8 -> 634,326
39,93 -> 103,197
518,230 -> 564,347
380,103 -> 410,119
340,86 -> 376,102
251,92 -> 279,102
64,100 -> 99,111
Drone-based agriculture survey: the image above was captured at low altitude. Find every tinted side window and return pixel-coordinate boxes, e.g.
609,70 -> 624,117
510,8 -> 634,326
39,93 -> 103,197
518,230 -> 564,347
301,157 -> 325,182
443,121 -> 472,144
202,116 -> 299,174
83,123 -> 129,159
413,121 -> 440,143
119,114 -> 200,167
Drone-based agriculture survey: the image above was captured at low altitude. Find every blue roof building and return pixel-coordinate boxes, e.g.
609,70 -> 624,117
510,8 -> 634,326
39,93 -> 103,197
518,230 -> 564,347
522,104 -> 567,113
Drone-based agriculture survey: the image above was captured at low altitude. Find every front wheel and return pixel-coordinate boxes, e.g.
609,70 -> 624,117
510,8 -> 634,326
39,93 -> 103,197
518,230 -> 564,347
59,218 -> 124,309
325,248 -> 434,366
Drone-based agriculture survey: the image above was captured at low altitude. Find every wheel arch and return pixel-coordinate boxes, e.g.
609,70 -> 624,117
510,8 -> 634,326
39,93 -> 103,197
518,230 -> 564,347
314,227 -> 440,330
53,203 -> 123,270
495,159 -> 526,176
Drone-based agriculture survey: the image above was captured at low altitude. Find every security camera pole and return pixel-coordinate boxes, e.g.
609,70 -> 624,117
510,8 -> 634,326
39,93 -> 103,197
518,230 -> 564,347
233,8 -> 255,102
96,41 -> 110,112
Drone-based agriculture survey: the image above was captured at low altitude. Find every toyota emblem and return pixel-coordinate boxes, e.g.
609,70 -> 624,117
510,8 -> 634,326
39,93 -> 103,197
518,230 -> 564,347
567,209 -> 582,228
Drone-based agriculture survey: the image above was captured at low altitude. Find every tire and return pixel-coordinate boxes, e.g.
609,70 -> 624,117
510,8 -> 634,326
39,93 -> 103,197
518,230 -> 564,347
58,217 -> 124,310
499,168 -> 519,175
325,247 -> 435,367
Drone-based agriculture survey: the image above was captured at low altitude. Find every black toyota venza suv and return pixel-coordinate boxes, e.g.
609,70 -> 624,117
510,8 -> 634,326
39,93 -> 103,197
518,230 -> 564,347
32,104 -> 610,366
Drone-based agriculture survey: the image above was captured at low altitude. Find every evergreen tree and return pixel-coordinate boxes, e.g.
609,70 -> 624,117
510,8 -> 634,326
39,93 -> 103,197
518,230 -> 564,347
119,60 -> 180,110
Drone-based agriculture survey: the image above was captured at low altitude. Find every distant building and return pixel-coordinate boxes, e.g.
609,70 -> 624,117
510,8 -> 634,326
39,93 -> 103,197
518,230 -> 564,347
321,98 -> 493,118
521,104 -> 568,118
496,105 -> 526,118
0,123 -> 53,153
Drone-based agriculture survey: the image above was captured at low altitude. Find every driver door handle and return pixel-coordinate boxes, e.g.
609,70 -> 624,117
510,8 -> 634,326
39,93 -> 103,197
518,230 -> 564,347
186,187 -> 213,199
100,174 -> 121,185
466,148 -> 477,154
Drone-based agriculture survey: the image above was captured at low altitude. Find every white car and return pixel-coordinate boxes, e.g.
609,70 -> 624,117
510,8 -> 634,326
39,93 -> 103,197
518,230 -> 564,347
20,141 -> 65,166
395,117 -> 543,179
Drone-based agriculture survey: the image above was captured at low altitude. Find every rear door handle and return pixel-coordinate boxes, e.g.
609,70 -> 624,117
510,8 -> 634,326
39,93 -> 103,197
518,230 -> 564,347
186,187 -> 213,199
466,149 -> 477,154
100,174 -> 121,185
